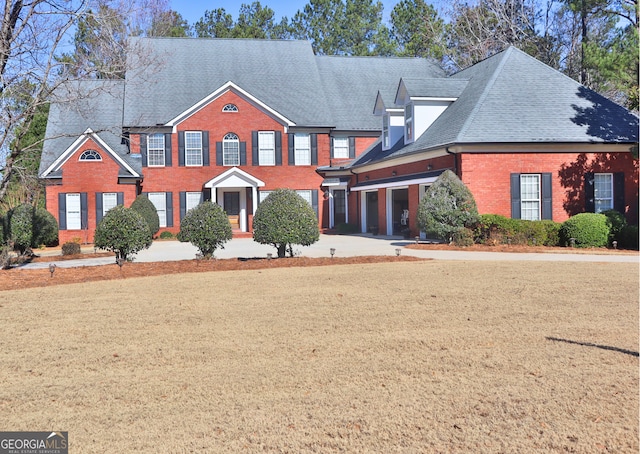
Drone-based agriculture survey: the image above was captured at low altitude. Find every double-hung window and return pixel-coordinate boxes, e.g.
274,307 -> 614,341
258,131 -> 275,166
296,190 -> 312,206
294,133 -> 311,165
332,137 -> 349,159
223,133 -> 240,166
382,115 -> 390,149
259,190 -> 272,204
185,131 -> 203,166
66,193 -> 82,230
520,174 -> 541,221
185,192 -> 201,212
147,133 -> 165,167
102,193 -> 118,217
594,173 -> 613,212
405,103 -> 413,143
149,192 -> 167,227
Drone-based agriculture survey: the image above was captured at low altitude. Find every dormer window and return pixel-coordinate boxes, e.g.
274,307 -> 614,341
222,104 -> 238,112
405,103 -> 414,143
382,115 -> 390,150
79,149 -> 102,161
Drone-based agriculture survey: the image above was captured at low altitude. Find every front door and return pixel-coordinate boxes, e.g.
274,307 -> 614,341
333,189 -> 346,226
224,192 -> 240,229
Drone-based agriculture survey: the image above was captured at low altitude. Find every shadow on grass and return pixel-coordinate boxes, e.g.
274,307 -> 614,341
546,336 -> 639,357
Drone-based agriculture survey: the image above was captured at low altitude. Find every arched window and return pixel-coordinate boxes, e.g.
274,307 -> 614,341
223,133 -> 240,166
222,104 -> 238,112
79,149 -> 102,161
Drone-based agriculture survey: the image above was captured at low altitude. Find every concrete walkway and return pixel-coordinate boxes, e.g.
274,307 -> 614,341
18,234 -> 639,270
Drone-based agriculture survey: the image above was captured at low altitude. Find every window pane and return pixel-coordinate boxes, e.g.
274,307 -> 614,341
520,174 -> 540,221
66,193 -> 81,230
186,192 -> 201,212
296,190 -> 312,206
259,191 -> 271,203
185,132 -> 202,166
149,192 -> 167,227
103,193 -> 118,216
333,137 -> 349,159
594,173 -> 613,212
147,134 -> 165,166
294,134 -> 310,165
258,131 -> 275,166
223,134 -> 240,166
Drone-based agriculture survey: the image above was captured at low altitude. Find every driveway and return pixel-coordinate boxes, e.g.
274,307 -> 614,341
18,234 -> 639,270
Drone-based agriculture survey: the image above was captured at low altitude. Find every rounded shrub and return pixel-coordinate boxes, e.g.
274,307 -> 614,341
177,201 -> 232,258
159,230 -> 174,239
539,220 -> 561,246
130,195 -> 160,237
33,208 -> 58,247
560,213 -> 609,248
253,188 -> 320,258
452,227 -> 475,247
417,170 -> 480,242
61,241 -> 81,256
94,205 -> 152,261
601,209 -> 627,246
618,224 -> 639,250
9,203 -> 34,254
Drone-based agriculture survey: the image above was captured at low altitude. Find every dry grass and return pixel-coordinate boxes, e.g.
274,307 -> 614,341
0,261 -> 637,453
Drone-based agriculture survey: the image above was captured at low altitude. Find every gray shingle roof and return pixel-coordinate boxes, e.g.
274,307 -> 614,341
398,78 -> 469,100
357,46 -> 639,167
40,80 -> 141,177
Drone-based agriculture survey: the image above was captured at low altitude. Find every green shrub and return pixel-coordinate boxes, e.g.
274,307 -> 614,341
475,214 -> 517,244
618,225 -> 639,250
94,205 -> 152,261
130,195 -> 160,237
601,209 -> 627,246
159,230 -> 174,239
540,220 -> 561,246
177,202 -> 232,258
336,223 -> 358,234
9,204 -> 34,254
475,215 -> 561,246
560,213 -> 610,248
417,170 -> 480,242
452,227 -> 475,247
33,208 -> 58,247
253,188 -> 320,258
61,241 -> 81,256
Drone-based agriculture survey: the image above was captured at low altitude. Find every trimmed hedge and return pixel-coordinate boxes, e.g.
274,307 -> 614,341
177,202 -> 232,258
618,225 -> 639,250
560,213 -> 609,248
474,214 -> 561,246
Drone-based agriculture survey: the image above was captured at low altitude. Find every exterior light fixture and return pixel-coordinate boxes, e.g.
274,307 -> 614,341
49,263 -> 56,278
116,257 -> 124,269
267,253 -> 272,260
330,248 -> 336,258
395,248 -> 401,256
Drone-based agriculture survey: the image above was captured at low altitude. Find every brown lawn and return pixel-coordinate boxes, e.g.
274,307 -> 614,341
0,260 -> 637,452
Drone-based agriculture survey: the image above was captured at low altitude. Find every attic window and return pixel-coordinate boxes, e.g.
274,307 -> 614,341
79,150 -> 102,161
222,104 -> 238,112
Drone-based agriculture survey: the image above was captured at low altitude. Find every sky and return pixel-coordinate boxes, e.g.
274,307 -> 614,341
169,0 -> 401,25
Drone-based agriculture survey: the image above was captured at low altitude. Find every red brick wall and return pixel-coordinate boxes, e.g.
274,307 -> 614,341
460,151 -> 639,223
46,139 -> 138,244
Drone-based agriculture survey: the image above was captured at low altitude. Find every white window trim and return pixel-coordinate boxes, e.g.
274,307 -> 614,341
149,192 -> 167,228
147,133 -> 165,167
332,137 -> 349,159
185,192 -> 201,212
258,131 -> 276,166
223,133 -> 240,166
382,115 -> 390,150
79,149 -> 102,161
102,193 -> 118,217
294,133 -> 311,166
520,174 -> 541,221
185,131 -> 203,167
404,103 -> 414,143
594,173 -> 614,213
66,193 -> 81,230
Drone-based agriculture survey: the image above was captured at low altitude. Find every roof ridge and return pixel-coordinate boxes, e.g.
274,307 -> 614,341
454,47 -> 513,142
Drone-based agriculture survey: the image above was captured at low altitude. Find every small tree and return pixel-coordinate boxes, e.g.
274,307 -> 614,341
33,208 -> 58,247
177,201 -> 232,258
8,204 -> 33,255
253,189 -> 320,258
130,195 -> 160,237
94,205 -> 152,261
416,170 -> 480,242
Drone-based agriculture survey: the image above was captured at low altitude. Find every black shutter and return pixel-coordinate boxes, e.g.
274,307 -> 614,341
541,173 -> 552,220
202,131 -> 210,166
312,189 -> 319,219
178,131 -> 185,167
96,193 -> 103,224
117,192 -> 124,206
203,188 -> 212,201
349,137 -> 356,159
80,192 -> 88,229
216,142 -> 223,166
288,134 -> 295,165
311,133 -> 318,165
165,133 -> 172,166
252,131 -> 259,166
166,192 -> 173,227
510,173 -> 521,219
275,131 -> 282,166
614,172 -> 625,214
179,191 -> 186,220
58,193 -> 67,230
240,142 -> 247,166
585,172 -> 595,212
140,134 -> 147,167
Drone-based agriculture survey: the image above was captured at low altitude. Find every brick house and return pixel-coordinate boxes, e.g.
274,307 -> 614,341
40,39 -> 638,243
